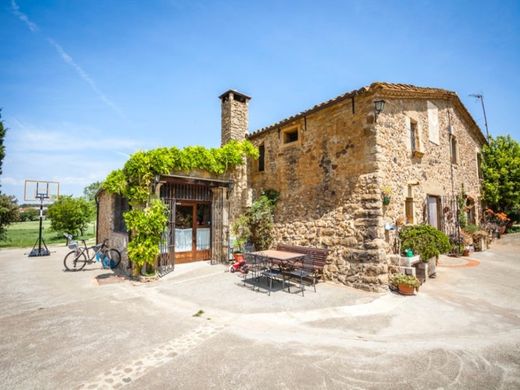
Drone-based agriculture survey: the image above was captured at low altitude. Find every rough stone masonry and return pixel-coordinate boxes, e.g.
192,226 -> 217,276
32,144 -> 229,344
245,83 -> 485,292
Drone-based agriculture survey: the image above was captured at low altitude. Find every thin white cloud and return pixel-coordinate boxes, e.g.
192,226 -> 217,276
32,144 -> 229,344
7,121 -> 142,153
0,177 -> 25,186
10,0 -> 127,121
10,0 -> 38,32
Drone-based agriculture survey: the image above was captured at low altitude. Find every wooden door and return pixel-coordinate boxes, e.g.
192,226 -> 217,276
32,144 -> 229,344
427,195 -> 441,230
174,201 -> 212,263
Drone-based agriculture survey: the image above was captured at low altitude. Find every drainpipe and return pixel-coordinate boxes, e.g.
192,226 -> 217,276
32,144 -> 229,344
95,192 -> 100,244
446,101 -> 461,252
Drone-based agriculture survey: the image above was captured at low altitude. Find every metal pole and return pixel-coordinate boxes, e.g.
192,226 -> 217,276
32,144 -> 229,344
470,94 -> 490,140
38,196 -> 43,254
479,95 -> 490,140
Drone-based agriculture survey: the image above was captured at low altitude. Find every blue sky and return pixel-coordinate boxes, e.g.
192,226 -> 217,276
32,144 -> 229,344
1,0 -> 519,202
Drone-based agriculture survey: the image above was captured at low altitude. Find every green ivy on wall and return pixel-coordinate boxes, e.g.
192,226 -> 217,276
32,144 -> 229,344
102,140 -> 258,275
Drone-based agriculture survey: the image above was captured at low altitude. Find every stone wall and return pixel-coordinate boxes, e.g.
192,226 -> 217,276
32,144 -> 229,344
375,97 -> 484,251
249,93 -> 388,291
96,190 -> 130,273
96,190 -> 113,245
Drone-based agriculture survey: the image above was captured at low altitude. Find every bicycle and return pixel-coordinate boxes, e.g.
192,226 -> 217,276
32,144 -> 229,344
63,234 -> 121,272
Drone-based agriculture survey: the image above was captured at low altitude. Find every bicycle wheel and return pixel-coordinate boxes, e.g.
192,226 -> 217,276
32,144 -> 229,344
106,249 -> 121,269
63,250 -> 87,271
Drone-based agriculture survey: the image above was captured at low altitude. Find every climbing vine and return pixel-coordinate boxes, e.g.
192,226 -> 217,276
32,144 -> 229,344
103,140 -> 258,274
104,140 -> 258,204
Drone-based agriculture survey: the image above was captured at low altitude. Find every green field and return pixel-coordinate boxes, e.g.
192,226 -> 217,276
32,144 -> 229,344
0,220 -> 95,248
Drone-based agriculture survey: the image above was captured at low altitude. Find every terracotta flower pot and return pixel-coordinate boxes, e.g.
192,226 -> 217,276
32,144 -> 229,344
398,284 -> 415,295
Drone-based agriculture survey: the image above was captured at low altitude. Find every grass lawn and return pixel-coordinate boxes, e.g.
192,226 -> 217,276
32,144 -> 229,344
0,220 -> 95,248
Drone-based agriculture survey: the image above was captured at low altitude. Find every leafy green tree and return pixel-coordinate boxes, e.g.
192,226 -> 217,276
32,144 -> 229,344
0,111 -> 19,238
0,194 -> 19,239
83,181 -> 102,202
481,135 -> 520,216
47,196 -> 94,236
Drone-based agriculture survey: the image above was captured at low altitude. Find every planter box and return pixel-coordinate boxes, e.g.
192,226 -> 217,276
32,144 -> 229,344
474,237 -> 488,252
415,257 -> 437,282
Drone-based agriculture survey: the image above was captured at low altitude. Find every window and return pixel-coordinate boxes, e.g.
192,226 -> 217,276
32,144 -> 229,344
113,195 -> 129,233
405,197 -> 414,224
258,144 -> 265,172
476,152 -> 483,179
450,135 -> 458,164
410,120 -> 419,152
407,117 -> 423,158
282,126 -> 299,144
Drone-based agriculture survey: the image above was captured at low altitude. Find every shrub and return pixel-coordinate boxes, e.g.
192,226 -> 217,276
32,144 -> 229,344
464,224 -> 479,234
0,194 -> 19,239
124,199 -> 168,273
400,224 -> 451,262
19,208 -> 39,222
230,214 -> 251,252
231,189 -> 280,251
47,196 -> 94,236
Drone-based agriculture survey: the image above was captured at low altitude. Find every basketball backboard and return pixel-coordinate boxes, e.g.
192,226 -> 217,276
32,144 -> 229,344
24,180 -> 60,202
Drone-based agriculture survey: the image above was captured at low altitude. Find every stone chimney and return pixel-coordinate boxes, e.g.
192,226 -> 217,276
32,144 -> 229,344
219,90 -> 251,145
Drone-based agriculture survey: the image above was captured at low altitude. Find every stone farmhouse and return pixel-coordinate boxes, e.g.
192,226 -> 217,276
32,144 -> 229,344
97,82 -> 486,291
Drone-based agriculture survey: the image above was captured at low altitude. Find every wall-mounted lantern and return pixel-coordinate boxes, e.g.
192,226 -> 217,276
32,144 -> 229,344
374,100 -> 385,122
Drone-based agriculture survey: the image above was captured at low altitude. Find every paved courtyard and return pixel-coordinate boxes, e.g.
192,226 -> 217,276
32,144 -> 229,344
1,235 -> 520,389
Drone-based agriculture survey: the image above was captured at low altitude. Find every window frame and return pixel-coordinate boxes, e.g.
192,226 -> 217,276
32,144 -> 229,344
450,135 -> 458,165
281,124 -> 300,146
258,143 -> 265,172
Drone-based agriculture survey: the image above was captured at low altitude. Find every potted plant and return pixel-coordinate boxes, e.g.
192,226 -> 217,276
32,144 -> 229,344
400,224 -> 450,278
390,273 -> 420,295
472,230 -> 489,251
230,214 -> 251,262
381,185 -> 392,206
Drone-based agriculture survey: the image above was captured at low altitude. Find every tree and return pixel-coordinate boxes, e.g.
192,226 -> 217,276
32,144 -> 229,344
0,194 -> 19,239
83,181 -> 102,203
19,208 -> 39,222
481,135 -> 520,217
47,196 -> 94,236
0,111 -> 18,238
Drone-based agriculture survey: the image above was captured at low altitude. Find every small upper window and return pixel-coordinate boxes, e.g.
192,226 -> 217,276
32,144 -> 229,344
410,120 -> 419,152
476,152 -> 483,179
450,136 -> 458,164
282,127 -> 299,144
258,144 -> 265,172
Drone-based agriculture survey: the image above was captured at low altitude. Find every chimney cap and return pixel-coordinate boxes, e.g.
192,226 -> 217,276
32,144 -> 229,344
219,89 -> 251,102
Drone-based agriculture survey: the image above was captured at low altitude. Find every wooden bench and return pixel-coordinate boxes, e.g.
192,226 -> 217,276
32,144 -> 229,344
276,244 -> 329,295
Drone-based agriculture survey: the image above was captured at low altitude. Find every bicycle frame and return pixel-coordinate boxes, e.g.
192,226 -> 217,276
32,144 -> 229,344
68,237 -> 108,262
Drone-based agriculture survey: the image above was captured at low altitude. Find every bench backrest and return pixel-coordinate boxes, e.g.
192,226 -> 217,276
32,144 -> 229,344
276,244 -> 328,272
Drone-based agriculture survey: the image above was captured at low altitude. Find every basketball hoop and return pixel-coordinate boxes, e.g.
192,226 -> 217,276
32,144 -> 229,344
24,180 -> 60,257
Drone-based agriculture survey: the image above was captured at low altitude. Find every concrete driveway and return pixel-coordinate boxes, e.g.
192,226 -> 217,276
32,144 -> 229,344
1,235 -> 519,389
